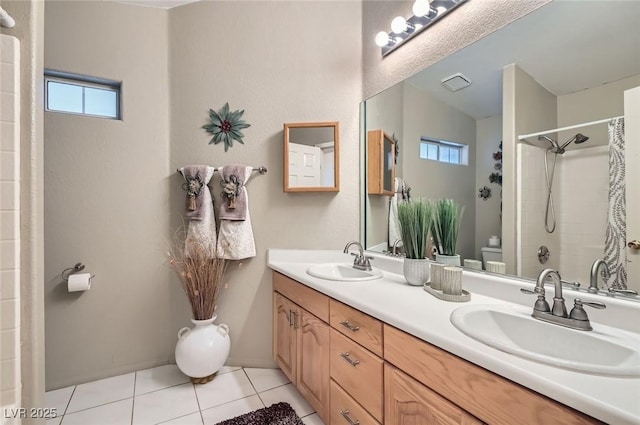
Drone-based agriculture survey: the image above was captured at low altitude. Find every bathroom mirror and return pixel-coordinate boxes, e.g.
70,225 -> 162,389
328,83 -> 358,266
362,1 -> 640,293
284,122 -> 340,192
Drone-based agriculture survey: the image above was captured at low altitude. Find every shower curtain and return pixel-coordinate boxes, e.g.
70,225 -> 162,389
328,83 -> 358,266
604,117 -> 627,289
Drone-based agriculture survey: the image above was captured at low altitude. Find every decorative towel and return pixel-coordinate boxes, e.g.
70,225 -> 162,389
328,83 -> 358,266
180,166 -> 217,257
216,165 -> 256,260
604,118 -> 627,289
181,166 -> 208,220
219,164 -> 248,221
388,177 -> 409,249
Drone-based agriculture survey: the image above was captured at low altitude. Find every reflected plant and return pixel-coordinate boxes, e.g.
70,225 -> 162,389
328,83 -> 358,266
397,198 -> 433,259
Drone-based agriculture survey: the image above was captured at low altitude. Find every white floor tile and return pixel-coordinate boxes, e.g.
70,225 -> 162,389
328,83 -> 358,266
201,395 -> 264,425
61,398 -> 133,425
135,364 -> 189,396
194,369 -> 256,411
45,385 -> 75,416
244,368 -> 289,393
157,411 -> 204,425
302,413 -> 325,425
45,417 -> 62,425
132,382 -> 200,425
216,366 -> 241,375
66,373 -> 135,414
258,383 -> 313,418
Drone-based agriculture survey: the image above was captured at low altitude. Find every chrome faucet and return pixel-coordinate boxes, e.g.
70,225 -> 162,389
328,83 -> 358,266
589,259 -> 608,293
391,238 -> 403,256
521,268 -> 605,331
343,241 -> 373,271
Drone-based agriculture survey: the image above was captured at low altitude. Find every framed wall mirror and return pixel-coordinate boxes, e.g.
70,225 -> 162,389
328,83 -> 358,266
362,1 -> 640,294
284,122 -> 340,192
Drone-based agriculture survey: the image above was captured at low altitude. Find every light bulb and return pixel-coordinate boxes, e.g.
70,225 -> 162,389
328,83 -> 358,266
412,0 -> 432,17
391,16 -> 408,34
436,6 -> 447,15
375,31 -> 390,47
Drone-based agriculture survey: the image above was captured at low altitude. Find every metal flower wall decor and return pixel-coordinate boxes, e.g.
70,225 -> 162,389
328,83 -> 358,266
202,103 -> 251,152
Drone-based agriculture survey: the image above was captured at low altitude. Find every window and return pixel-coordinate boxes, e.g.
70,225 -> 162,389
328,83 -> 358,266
45,70 -> 121,119
419,138 -> 468,165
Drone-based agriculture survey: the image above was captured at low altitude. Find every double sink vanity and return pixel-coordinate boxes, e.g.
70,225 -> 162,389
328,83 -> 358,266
268,249 -> 640,425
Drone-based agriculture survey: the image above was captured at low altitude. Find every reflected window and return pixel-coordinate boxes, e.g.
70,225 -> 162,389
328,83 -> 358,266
45,70 -> 121,119
419,138 -> 468,165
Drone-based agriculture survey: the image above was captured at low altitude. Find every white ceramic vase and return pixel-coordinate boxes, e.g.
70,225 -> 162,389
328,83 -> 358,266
403,258 -> 431,286
435,253 -> 461,267
175,315 -> 230,378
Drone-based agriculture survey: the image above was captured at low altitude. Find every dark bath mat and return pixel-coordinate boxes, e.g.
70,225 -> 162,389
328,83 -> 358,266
215,402 -> 305,425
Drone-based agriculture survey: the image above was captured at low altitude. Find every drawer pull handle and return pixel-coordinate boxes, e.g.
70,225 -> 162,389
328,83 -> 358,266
340,409 -> 360,425
340,320 -> 360,332
340,352 -> 360,367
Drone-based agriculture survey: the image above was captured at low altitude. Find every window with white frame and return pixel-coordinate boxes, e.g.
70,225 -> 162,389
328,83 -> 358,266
45,70 -> 121,119
419,138 -> 468,165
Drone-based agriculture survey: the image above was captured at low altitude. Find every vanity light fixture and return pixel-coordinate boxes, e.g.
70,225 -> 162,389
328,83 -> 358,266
376,0 -> 468,56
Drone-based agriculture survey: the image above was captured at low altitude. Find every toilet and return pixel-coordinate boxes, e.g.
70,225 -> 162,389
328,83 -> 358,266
480,246 -> 503,269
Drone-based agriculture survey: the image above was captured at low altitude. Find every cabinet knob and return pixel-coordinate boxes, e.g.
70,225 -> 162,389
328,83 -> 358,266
340,409 -> 360,425
628,240 -> 640,250
339,352 -> 360,367
340,320 -> 360,332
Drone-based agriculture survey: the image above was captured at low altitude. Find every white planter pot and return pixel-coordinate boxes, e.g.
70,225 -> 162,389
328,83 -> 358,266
435,254 -> 461,267
403,258 -> 431,286
175,315 -> 230,378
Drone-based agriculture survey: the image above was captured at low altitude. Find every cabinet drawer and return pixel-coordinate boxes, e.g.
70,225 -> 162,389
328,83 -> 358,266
273,272 -> 329,322
330,329 -> 383,422
330,379 -> 380,425
330,299 -> 383,357
384,324 -> 601,425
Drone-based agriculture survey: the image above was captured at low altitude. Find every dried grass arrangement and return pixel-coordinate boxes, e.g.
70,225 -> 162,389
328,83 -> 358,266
167,234 -> 229,321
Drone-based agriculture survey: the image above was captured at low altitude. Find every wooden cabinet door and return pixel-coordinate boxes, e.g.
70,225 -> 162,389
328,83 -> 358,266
385,364 -> 482,425
297,308 -> 330,424
273,292 -> 297,383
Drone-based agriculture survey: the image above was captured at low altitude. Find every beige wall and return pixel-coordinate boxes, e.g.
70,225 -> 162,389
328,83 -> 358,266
364,82 -> 403,250
43,0 -> 361,388
168,1 -> 362,367
44,1 -> 172,389
402,83 -> 476,261
475,115 -> 502,260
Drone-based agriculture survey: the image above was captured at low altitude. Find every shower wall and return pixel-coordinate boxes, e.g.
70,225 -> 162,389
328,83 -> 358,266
0,33 -> 21,412
557,146 -> 608,284
516,73 -> 640,284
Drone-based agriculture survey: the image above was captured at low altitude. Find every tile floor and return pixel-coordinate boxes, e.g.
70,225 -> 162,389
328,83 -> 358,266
45,365 -> 325,425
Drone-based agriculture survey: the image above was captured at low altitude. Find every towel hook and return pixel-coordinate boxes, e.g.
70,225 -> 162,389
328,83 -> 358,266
61,263 -> 85,281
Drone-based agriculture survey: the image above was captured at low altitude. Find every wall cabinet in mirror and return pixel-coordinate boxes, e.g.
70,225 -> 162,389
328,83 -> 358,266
368,130 -> 395,196
284,122 -> 340,192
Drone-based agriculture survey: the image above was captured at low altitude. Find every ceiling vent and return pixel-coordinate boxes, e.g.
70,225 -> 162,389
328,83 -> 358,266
441,73 -> 472,92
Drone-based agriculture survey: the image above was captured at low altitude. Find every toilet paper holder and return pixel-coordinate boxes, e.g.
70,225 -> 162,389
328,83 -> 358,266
61,263 -> 87,281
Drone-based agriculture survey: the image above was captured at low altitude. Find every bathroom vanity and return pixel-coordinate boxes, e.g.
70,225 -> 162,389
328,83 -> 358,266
268,249 -> 640,425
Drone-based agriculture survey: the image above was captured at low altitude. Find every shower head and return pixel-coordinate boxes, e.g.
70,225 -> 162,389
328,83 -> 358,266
574,133 -> 589,144
558,133 -> 589,152
538,135 -> 561,152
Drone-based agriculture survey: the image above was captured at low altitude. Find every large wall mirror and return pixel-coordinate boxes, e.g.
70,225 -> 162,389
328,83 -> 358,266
363,1 -> 640,293
284,122 -> 340,192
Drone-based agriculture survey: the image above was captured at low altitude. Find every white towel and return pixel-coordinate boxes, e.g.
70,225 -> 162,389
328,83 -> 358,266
216,165 -> 256,260
180,166 -> 217,258
388,177 -> 403,249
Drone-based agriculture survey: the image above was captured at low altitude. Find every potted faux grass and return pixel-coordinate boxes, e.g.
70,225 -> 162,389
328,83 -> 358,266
397,198 -> 433,286
431,199 -> 464,266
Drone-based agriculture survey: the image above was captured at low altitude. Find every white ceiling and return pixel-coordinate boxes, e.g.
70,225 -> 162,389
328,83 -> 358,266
406,1 -> 640,120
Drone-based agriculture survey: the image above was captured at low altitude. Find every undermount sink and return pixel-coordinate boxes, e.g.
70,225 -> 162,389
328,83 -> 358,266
450,304 -> 640,377
306,263 -> 383,282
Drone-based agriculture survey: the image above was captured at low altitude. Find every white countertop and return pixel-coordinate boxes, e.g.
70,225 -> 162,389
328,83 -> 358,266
268,249 -> 640,425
